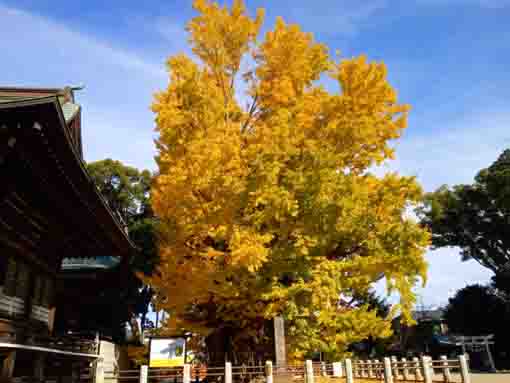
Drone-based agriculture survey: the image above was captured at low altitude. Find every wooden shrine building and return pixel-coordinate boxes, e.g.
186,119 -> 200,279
0,86 -> 135,381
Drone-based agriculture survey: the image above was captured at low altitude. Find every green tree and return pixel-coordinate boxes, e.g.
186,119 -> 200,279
87,158 -> 152,225
86,159 -> 159,341
444,284 -> 504,336
419,149 -> 510,293
444,284 -> 510,369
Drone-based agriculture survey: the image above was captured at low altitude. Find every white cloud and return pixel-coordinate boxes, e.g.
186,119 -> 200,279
375,248 -> 493,308
274,0 -> 387,37
373,107 -> 509,308
155,17 -> 189,44
416,0 -> 510,8
0,4 -> 177,170
0,5 -> 165,81
382,109 -> 510,192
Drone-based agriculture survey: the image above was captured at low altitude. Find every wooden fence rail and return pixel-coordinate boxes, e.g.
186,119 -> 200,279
121,354 -> 470,383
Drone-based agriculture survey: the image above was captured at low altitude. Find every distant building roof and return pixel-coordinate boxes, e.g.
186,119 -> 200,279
61,256 -> 121,271
0,85 -> 82,122
0,88 -> 135,264
394,308 -> 445,323
412,309 -> 445,322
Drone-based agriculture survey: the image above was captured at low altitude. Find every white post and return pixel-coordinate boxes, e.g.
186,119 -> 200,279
440,356 -> 451,382
332,362 -> 343,377
367,360 -> 373,378
345,359 -> 353,383
305,360 -> 314,383
485,339 -> 497,372
459,355 -> 471,383
421,356 -> 432,383
374,359 -> 381,379
139,365 -> 148,383
321,361 -> 327,376
391,356 -> 398,380
225,362 -> 232,383
402,358 -> 411,381
183,364 -> 191,383
265,361 -> 273,383
95,360 -> 105,383
412,357 -> 422,381
383,357 -> 393,383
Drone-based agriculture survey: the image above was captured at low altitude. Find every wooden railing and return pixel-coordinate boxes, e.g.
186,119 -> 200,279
0,328 -> 99,355
0,287 -> 25,317
117,356 -> 472,383
30,304 -> 50,324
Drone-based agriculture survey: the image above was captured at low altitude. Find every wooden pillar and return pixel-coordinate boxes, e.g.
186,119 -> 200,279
71,362 -> 80,383
332,362 -> 343,378
440,355 -> 451,382
225,362 -> 232,383
1,351 -> 16,381
401,358 -> 411,381
383,357 -> 393,383
412,357 -> 422,381
305,360 -> 314,383
139,365 -> 148,383
421,356 -> 432,383
184,364 -> 191,383
373,359 -> 381,379
367,360 -> 373,378
265,361 -> 273,383
34,354 -> 46,382
459,355 -> 471,383
391,356 -> 398,380
485,339 -> 497,372
344,359 -> 353,383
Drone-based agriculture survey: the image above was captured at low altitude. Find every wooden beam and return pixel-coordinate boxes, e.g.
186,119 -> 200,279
1,351 -> 16,380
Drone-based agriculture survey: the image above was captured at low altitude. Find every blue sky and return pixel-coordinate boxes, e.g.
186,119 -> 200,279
2,0 -> 510,307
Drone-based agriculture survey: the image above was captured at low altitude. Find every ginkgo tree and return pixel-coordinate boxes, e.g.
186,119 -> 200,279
148,0 -> 430,361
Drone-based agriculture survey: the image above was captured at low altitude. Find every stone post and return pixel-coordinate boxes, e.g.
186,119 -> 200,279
440,356 -> 451,382
265,361 -> 273,383
321,361 -> 327,376
402,358 -> 411,381
274,316 -> 287,367
412,357 -> 422,381
383,357 -> 393,383
138,365 -> 147,383
225,362 -> 232,383
421,356 -> 433,383
459,355 -> 471,383
305,360 -> 314,383
332,362 -> 343,377
345,359 -> 353,383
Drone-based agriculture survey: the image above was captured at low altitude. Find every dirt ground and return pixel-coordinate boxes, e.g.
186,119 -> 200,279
468,373 -> 510,383
351,373 -> 510,383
